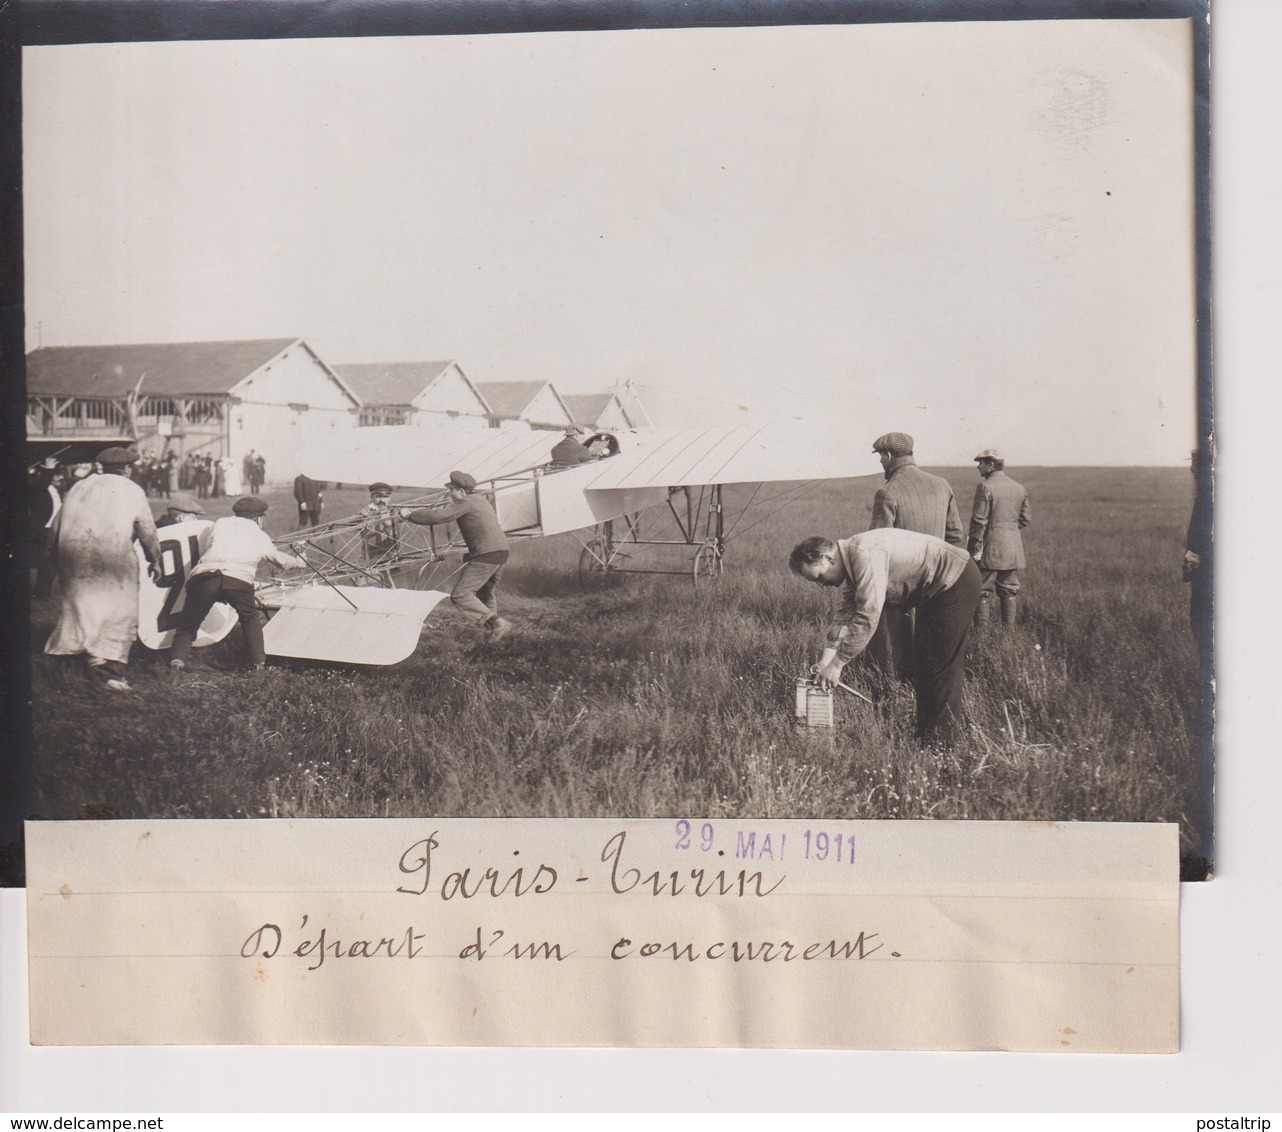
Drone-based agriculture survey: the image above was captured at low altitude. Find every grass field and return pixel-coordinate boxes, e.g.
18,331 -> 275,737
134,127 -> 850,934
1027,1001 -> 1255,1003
27,466 -> 1211,865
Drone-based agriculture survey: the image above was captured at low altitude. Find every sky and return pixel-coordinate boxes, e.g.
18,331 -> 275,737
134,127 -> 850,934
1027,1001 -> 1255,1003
22,19 -> 1198,464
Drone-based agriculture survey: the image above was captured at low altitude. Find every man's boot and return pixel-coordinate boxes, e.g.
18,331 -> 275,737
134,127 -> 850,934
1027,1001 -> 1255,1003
1000,595 -> 1018,626
974,593 -> 993,627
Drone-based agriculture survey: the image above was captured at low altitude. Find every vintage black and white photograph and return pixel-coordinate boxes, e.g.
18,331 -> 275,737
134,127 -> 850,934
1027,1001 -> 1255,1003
17,8 -> 1211,874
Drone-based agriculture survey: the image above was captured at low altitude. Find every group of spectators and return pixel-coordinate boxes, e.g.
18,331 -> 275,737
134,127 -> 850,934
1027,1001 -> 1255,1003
176,452 -> 247,499
132,452 -> 178,498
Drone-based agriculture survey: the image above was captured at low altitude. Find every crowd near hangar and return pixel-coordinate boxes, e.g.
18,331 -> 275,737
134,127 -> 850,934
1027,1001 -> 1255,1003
26,337 -> 646,479
25,338 -> 360,477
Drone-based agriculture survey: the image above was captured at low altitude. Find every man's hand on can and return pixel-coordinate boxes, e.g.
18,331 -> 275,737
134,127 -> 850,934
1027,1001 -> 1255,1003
813,656 -> 845,689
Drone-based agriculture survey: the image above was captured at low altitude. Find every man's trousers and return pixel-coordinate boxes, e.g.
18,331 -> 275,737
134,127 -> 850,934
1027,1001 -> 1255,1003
865,606 -> 915,681
912,558 -> 982,743
450,555 -> 506,623
171,572 -> 267,666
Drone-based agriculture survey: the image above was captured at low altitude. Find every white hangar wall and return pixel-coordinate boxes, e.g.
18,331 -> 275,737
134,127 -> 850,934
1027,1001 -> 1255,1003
229,345 -> 358,482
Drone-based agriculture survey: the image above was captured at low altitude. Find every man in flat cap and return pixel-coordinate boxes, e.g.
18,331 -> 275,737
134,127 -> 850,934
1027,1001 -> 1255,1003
168,496 -> 306,676
865,432 -> 964,679
44,446 -> 162,691
400,471 -> 513,641
156,493 -> 205,528
968,449 -> 1031,626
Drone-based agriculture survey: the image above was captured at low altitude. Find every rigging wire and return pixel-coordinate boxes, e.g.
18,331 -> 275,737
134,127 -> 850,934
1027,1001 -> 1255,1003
721,479 -> 826,545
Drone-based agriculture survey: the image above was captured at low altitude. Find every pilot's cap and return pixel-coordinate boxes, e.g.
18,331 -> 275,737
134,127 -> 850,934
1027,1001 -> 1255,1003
871,432 -> 914,457
97,446 -> 136,467
233,496 -> 269,517
368,482 -> 393,496
973,449 -> 1005,463
447,470 -> 477,492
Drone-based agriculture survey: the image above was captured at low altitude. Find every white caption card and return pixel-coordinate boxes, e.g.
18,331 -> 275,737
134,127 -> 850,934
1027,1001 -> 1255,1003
26,818 -> 1177,1051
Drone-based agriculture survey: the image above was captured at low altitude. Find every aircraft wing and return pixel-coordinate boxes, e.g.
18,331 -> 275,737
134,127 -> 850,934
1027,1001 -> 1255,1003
298,427 -> 567,489
298,419 -> 866,541
304,420 -> 863,492
261,584 -> 450,665
580,421 -> 861,490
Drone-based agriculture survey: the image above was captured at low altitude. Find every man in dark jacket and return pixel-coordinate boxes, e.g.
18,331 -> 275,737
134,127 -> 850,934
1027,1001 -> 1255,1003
28,458 -> 65,599
866,431 -> 964,679
294,473 -> 324,528
968,449 -> 1031,626
549,427 -> 596,469
400,471 -> 512,641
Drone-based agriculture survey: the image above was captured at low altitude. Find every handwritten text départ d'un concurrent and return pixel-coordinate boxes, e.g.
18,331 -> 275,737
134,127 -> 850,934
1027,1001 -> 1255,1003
235,828 -> 885,971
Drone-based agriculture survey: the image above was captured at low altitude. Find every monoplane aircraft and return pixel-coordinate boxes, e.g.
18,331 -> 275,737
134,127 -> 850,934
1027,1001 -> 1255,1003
143,419 -> 862,665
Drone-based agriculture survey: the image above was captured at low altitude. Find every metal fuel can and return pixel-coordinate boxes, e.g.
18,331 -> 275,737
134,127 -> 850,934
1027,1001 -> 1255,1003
795,677 -> 812,721
805,684 -> 834,728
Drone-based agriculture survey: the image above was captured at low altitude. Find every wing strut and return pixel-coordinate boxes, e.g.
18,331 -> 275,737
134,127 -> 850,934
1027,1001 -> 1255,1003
295,543 -> 359,611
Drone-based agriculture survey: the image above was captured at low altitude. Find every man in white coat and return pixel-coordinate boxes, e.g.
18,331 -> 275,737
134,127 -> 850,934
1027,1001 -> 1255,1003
44,447 -> 162,691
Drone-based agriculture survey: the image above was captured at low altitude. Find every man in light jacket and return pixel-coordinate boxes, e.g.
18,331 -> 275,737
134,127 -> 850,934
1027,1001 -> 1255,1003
968,449 -> 1031,626
790,528 -> 981,745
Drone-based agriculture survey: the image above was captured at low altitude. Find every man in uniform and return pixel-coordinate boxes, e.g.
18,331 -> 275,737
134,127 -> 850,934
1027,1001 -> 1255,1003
400,471 -> 513,641
968,448 -> 1031,626
789,528 -> 981,745
44,447 -> 163,691
360,482 -> 398,563
866,432 -> 964,679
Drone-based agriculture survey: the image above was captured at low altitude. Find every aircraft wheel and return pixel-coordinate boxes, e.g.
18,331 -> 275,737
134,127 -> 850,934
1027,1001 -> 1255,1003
692,542 -> 724,587
578,539 -> 614,592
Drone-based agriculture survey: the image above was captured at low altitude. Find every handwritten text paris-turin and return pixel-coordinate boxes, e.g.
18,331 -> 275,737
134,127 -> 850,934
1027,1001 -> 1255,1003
238,829 -> 886,972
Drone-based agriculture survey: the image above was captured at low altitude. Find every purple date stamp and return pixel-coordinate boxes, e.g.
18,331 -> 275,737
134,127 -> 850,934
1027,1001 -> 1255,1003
673,821 -> 856,865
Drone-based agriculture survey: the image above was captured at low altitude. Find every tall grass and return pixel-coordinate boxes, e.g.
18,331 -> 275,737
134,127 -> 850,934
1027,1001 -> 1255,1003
28,467 -> 1209,859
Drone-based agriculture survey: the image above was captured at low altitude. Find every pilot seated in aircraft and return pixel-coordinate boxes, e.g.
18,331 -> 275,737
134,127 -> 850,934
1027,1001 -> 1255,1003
790,528 -> 981,747
399,471 -> 513,643
548,427 -> 597,469
585,432 -> 620,458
